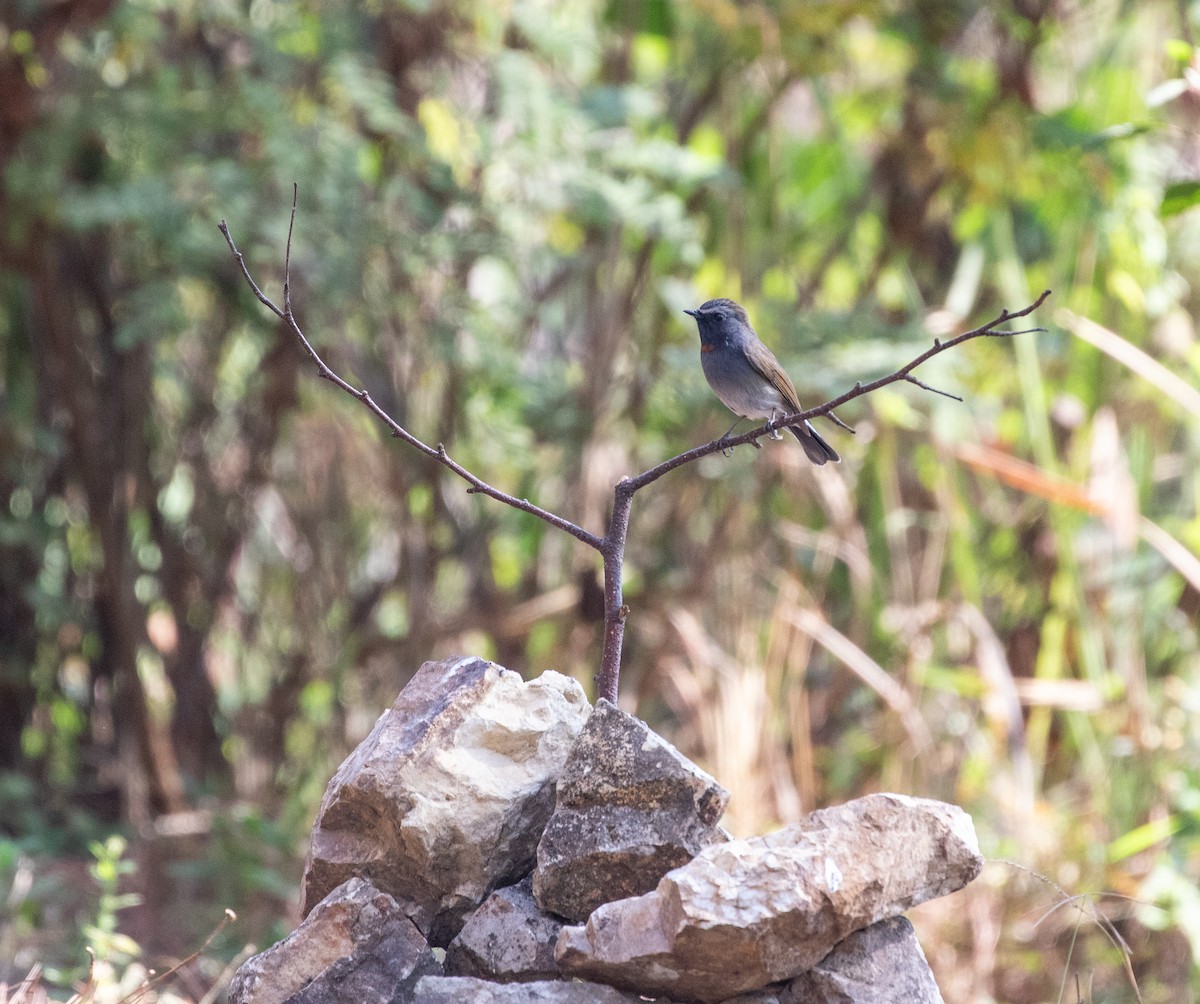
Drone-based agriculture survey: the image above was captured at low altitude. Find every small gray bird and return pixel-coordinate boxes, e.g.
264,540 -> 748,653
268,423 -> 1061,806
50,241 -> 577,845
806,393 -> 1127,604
684,298 -> 839,465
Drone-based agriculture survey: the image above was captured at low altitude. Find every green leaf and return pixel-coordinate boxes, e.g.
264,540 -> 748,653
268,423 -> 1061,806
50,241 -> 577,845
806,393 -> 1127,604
1160,181 -> 1200,218
1165,38 -> 1194,65
1108,814 -> 1182,862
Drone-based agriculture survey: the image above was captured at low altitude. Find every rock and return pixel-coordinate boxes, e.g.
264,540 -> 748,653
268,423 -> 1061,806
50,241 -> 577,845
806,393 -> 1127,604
533,699 -> 729,922
412,976 -> 653,1002
786,916 -> 944,1003
445,877 -> 564,982
228,877 -> 440,1004
714,918 -> 943,1003
556,793 -> 980,1002
301,657 -> 591,946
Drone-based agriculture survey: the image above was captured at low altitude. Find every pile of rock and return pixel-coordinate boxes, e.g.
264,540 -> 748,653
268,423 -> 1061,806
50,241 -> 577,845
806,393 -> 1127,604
229,657 -> 982,1003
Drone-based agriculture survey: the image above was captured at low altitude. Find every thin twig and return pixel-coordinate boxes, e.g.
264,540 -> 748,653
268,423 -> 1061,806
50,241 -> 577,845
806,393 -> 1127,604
217,204 -> 603,553
283,188 -> 296,316
824,410 -> 856,434
905,374 -> 962,401
993,859 -> 1146,1004
120,908 -> 239,1004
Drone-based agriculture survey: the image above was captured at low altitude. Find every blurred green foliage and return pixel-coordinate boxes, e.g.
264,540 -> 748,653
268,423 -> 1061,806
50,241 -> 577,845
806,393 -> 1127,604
81,836 -> 141,972
2,0 -> 1200,999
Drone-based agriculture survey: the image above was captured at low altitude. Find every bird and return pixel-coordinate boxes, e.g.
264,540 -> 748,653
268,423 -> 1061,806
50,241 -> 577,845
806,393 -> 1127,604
684,298 -> 839,465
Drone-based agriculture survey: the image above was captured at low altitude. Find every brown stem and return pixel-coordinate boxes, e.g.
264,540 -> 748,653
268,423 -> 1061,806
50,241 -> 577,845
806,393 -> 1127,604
596,482 -> 634,703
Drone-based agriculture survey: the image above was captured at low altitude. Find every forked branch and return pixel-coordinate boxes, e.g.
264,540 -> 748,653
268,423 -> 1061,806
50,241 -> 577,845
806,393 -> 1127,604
220,189 -> 1049,706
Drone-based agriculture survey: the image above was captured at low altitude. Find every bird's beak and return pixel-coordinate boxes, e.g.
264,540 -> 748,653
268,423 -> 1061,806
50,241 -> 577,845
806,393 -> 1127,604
683,308 -> 699,317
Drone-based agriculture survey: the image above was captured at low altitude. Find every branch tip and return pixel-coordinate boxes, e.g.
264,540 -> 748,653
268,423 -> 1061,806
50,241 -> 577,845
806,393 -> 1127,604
283,187 -> 298,309
905,374 -> 963,402
826,411 -> 856,434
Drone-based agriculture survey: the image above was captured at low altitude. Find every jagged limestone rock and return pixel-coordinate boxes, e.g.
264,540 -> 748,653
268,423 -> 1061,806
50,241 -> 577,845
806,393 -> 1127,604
446,877 -> 563,982
556,794 -> 980,1002
533,699 -> 728,922
228,877 -> 440,1004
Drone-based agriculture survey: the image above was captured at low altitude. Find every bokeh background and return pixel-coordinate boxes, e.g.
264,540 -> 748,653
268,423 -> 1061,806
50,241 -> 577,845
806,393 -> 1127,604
3,0 -> 1200,1000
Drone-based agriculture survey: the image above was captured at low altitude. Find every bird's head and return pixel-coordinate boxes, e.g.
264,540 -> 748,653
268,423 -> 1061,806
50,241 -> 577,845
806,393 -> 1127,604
684,298 -> 751,345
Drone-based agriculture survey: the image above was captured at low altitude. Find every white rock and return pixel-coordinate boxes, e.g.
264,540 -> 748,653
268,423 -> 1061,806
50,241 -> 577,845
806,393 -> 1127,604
412,976 -> 651,1002
301,658 -> 591,945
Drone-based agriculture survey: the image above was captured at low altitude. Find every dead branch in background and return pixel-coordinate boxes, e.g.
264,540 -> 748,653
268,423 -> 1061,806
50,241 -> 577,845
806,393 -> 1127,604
219,187 -> 1049,705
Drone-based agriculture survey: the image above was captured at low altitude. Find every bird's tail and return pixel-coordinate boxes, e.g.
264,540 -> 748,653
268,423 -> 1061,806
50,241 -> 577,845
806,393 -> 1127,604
791,420 -> 840,465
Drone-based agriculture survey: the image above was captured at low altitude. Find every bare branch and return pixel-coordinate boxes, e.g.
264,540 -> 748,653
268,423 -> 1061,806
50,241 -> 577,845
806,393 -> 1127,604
283,182 -> 297,316
218,214 -> 603,552
626,290 -> 1052,494
217,220 -> 285,319
221,194 -> 1048,708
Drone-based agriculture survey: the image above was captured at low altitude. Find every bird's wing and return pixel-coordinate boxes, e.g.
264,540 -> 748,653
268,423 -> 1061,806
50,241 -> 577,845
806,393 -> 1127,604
745,342 -> 803,412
